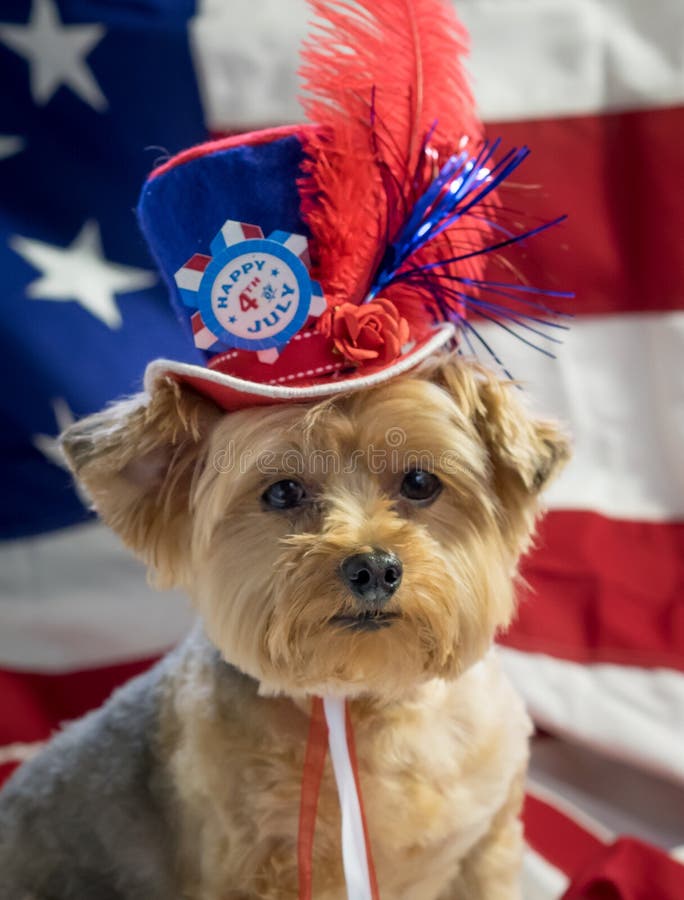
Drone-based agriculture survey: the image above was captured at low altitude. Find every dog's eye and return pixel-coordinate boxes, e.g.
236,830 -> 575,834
400,469 -> 442,503
262,479 -> 307,510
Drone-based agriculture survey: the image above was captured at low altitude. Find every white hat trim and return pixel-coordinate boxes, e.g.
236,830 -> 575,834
144,323 -> 455,402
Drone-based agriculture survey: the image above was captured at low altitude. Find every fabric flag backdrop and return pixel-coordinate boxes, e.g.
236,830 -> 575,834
0,1 -> 682,896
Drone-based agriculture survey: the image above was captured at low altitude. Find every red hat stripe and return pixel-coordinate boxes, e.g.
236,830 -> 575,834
184,253 -> 212,272
174,254 -> 212,296
218,220 -> 264,250
241,222 -> 265,240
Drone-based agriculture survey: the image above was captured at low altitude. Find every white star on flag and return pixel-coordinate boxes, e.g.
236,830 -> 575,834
32,396 -> 75,470
11,220 -> 158,329
0,0 -> 107,110
0,134 -> 25,161
32,398 -> 90,505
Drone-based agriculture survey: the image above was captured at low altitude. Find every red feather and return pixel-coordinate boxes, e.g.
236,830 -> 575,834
298,0 -> 482,306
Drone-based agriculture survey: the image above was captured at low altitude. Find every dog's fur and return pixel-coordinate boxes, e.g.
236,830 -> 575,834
0,356 -> 569,899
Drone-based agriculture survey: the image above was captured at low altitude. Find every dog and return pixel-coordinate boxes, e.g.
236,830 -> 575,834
0,354 -> 569,899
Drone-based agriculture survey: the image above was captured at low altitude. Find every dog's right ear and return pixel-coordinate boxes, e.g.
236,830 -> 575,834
61,377 -> 222,588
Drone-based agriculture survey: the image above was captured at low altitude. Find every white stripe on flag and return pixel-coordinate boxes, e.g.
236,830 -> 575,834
459,0 -> 684,120
190,0 -> 684,130
0,742 -> 45,766
477,312 -> 684,521
190,0 -> 308,130
323,696 -> 373,900
529,737 -> 684,850
0,522 -> 194,671
522,847 -> 570,900
501,648 -> 684,785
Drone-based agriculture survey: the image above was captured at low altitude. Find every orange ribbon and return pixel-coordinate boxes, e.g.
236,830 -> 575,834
297,697 -> 380,900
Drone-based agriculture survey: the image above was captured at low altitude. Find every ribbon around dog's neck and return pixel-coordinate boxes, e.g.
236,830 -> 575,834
298,697 -> 380,900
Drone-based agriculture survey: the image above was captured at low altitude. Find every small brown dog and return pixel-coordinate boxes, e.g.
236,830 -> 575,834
0,353 -> 568,900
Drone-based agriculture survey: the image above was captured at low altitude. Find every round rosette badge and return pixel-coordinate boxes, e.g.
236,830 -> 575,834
174,221 -> 324,353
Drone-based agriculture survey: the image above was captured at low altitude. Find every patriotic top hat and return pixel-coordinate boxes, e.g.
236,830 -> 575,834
138,0 -> 564,411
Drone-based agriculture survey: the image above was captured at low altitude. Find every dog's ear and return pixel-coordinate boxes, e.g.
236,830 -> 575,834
472,373 -> 570,496
431,356 -> 571,496
61,377 -> 222,587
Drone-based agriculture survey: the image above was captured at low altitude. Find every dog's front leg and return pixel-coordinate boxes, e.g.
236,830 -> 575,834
442,770 -> 526,900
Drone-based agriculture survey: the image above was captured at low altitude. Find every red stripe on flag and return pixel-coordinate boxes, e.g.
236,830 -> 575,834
524,792 -> 605,878
0,656 -> 158,746
526,791 -> 684,899
561,837 -> 684,900
0,761 -> 20,790
502,511 -> 684,671
487,105 -> 684,316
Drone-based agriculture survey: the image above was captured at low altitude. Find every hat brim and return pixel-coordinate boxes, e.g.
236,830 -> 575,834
145,323 -> 455,411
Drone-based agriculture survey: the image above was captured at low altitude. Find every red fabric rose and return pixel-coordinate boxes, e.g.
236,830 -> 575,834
323,298 -> 410,366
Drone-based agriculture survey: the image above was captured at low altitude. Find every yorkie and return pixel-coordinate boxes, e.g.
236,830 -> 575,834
0,355 -> 568,899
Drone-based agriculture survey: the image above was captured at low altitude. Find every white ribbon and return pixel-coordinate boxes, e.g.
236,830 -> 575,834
323,696 -> 374,900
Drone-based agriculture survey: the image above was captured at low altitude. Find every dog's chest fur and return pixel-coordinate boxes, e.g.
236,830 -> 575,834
163,633 -> 530,900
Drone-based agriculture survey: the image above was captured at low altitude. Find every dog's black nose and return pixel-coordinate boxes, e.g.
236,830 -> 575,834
340,550 -> 403,607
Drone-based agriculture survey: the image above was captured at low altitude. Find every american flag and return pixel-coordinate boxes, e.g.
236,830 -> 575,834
0,1 -> 682,896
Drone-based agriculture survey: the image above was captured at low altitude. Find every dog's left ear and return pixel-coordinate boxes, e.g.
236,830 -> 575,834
432,356 -> 571,496
61,376 -> 223,587
473,373 -> 570,496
